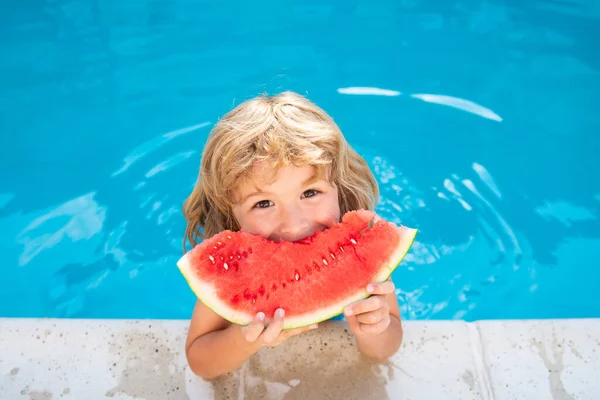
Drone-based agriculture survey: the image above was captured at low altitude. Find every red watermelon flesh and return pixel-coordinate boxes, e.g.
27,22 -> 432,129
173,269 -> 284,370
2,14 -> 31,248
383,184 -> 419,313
177,210 -> 418,329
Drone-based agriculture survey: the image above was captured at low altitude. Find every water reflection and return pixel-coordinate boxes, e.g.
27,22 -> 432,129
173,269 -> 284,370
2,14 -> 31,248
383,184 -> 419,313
145,151 -> 196,178
337,87 -> 401,96
363,148 -> 529,320
410,94 -> 503,122
112,122 -> 210,177
103,221 -> 129,266
0,116 -> 210,317
472,162 -> 502,199
338,86 -> 503,122
16,192 -> 106,267
535,201 -> 596,227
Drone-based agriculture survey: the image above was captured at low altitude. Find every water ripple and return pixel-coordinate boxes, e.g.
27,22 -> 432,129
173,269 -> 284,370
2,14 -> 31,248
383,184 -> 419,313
145,151 -> 196,178
410,93 -> 503,122
462,178 -> 522,255
336,87 -> 503,122
16,193 -> 106,267
535,201 -> 597,227
472,162 -> 502,199
362,147 -> 531,320
337,87 -> 401,96
111,121 -> 210,177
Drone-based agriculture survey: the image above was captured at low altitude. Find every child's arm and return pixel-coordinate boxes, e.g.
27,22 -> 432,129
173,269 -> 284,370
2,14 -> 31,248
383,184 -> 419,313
185,301 -> 261,379
343,281 -> 404,361
185,300 -> 318,379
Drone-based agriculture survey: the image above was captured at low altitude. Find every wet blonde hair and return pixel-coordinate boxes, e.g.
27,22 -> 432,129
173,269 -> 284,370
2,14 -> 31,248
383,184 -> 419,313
182,91 -> 379,251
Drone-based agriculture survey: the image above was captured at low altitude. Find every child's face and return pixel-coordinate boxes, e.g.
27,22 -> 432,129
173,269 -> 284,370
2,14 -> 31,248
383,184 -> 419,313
232,163 -> 341,242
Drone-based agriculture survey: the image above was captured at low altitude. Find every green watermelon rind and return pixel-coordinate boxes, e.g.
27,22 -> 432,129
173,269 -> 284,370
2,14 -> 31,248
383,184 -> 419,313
177,225 -> 418,330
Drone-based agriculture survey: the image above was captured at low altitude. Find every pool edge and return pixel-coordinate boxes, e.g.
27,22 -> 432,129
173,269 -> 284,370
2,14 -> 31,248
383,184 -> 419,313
1,318 -> 598,399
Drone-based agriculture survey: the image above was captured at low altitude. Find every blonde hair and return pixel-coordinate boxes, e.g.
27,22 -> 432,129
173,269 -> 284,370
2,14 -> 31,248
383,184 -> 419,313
182,91 -> 379,252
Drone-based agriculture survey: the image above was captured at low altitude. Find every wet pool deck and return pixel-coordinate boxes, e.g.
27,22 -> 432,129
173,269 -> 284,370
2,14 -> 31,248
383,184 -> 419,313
1,318 -> 598,399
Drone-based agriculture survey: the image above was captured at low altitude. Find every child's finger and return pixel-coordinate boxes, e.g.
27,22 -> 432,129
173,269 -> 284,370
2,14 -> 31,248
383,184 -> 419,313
240,312 -> 266,342
359,315 -> 391,335
366,280 -> 395,295
355,308 -> 386,325
345,296 -> 386,317
345,313 -> 362,335
260,308 -> 285,344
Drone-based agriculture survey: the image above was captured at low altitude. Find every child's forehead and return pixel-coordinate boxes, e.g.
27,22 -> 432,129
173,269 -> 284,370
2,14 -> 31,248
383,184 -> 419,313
235,163 -> 325,193
250,163 -> 314,185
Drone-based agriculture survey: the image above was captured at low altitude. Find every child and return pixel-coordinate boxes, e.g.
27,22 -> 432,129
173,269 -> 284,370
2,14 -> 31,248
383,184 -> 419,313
182,91 -> 403,380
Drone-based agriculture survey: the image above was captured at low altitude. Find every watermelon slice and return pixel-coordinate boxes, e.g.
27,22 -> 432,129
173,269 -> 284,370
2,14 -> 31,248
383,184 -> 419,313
177,210 -> 417,329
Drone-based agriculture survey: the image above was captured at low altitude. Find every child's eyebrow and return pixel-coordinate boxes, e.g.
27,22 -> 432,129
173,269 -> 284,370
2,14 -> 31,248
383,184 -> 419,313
302,173 -> 321,186
241,186 -> 266,204
241,191 -> 263,203
240,173 -> 324,203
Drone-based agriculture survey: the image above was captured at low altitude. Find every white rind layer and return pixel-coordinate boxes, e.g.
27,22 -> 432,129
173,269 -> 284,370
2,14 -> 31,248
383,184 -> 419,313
177,226 -> 418,329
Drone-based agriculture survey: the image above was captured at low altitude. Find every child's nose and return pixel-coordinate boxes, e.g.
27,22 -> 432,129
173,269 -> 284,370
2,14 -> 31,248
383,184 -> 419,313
279,206 -> 311,242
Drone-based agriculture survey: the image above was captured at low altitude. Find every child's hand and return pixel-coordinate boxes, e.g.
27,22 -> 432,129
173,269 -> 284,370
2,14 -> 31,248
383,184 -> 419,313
240,308 -> 318,348
344,280 -> 395,336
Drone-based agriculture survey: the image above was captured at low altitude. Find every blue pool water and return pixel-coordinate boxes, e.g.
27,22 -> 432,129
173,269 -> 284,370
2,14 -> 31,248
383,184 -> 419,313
1,0 -> 599,321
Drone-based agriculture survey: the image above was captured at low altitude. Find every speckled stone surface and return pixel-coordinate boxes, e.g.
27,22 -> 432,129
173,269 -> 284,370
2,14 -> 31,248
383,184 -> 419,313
477,319 -> 600,400
1,318 -> 598,399
0,319 -> 190,400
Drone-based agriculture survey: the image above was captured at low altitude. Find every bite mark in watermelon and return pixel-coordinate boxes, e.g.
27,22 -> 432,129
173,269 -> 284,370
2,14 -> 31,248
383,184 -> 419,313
177,210 -> 417,329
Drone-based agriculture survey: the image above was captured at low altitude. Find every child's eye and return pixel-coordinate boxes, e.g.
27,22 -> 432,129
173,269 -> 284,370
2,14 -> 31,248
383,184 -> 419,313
302,189 -> 320,198
253,200 -> 274,209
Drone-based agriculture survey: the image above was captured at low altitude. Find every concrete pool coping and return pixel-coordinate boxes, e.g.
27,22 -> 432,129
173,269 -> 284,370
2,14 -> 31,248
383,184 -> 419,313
1,318 -> 598,399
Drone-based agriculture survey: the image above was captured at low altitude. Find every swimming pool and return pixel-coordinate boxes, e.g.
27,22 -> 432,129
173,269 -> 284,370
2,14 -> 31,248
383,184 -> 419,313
1,0 -> 599,321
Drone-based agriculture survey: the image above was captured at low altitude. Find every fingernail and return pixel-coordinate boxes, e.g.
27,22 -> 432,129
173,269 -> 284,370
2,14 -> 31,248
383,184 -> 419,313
367,285 -> 374,293
311,324 -> 318,329
257,312 -> 265,321
345,308 -> 353,316
277,309 -> 285,318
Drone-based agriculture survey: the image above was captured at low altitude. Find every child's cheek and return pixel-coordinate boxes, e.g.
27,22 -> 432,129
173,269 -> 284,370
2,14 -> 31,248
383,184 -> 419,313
240,214 -> 277,240
312,191 -> 341,227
